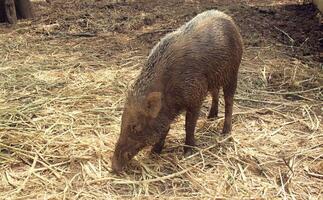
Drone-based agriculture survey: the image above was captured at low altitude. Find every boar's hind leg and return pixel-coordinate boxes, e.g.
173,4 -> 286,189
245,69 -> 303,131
208,88 -> 220,119
184,107 -> 200,156
5,0 -> 17,24
151,127 -> 170,154
222,75 -> 238,134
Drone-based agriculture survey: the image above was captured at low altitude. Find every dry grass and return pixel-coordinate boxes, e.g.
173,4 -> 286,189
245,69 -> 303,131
0,0 -> 322,199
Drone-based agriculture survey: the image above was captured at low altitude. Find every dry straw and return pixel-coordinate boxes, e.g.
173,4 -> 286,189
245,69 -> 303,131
0,0 -> 322,199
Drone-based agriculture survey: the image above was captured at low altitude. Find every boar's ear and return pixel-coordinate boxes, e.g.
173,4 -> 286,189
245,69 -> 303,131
145,92 -> 162,118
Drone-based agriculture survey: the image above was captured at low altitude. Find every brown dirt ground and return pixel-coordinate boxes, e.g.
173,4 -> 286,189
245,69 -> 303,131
0,0 -> 322,199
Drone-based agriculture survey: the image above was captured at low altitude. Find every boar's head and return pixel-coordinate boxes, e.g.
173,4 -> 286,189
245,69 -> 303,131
112,92 -> 162,173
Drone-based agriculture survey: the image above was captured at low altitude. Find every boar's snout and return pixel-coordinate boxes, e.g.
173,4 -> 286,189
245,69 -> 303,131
111,156 -> 124,173
111,138 -> 143,173
111,143 -> 128,173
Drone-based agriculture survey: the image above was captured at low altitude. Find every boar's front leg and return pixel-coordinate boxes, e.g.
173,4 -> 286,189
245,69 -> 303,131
151,126 -> 170,154
184,108 -> 199,156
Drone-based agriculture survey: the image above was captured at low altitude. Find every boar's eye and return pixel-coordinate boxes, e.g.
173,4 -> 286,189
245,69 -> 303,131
125,152 -> 132,160
130,124 -> 142,134
128,124 -> 146,140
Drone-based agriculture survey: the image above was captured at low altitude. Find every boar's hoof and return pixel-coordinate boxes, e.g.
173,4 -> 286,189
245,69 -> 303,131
207,114 -> 218,120
183,147 -> 193,157
151,145 -> 163,154
222,125 -> 232,135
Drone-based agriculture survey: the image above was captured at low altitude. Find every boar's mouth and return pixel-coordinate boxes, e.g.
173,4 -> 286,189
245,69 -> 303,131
112,143 -> 144,173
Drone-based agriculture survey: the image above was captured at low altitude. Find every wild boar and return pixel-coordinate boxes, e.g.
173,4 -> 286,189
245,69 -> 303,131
112,10 -> 243,173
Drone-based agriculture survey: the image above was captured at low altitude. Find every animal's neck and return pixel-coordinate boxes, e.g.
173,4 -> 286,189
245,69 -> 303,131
159,97 -> 180,123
